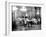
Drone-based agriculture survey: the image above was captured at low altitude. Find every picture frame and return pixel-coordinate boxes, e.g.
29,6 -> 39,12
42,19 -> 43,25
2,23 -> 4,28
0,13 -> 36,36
5,1 -> 44,35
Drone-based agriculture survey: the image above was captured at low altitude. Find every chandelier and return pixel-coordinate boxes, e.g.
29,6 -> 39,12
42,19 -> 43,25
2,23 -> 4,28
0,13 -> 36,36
13,6 -> 18,11
20,6 -> 27,12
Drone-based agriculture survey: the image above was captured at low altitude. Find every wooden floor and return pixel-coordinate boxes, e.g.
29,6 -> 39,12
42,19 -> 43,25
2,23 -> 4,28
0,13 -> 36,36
13,25 -> 41,31
30,25 -> 41,30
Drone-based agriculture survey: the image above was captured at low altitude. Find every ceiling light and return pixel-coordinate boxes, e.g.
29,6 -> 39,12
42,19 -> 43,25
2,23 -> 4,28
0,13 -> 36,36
13,7 -> 18,11
20,6 -> 27,12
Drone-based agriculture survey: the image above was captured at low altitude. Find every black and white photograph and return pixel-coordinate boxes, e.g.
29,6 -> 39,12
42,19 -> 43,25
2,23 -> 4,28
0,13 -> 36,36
1,0 -> 46,37
12,5 -> 41,31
